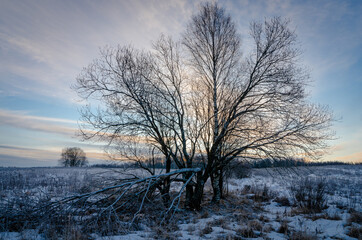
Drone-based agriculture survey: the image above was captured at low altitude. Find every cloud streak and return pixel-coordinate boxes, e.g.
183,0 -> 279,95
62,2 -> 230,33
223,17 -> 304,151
336,151 -> 362,163
1,0 -> 361,105
0,109 -> 78,137
0,0 -> 195,102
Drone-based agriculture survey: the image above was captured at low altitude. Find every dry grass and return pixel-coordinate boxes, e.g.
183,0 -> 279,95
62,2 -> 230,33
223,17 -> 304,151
199,225 -> 213,236
263,224 -> 274,233
306,212 -> 342,221
258,214 -> 270,222
211,217 -> 230,229
243,184 -> 275,202
152,222 -> 181,240
278,221 -> 289,234
290,177 -> 328,213
289,231 -> 318,240
199,210 -> 210,219
248,220 -> 263,232
346,226 -> 362,239
215,234 -> 242,240
236,226 -> 256,238
348,210 -> 362,224
274,196 -> 291,206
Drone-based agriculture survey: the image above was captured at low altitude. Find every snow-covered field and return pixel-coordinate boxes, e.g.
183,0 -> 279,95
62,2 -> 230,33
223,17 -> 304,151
0,165 -> 361,239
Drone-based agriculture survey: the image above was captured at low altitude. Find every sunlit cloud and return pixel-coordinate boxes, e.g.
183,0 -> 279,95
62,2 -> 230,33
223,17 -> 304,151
0,109 -> 78,137
1,0 -> 360,103
336,151 -> 362,163
0,145 -> 57,161
0,0 -> 195,102
225,0 -> 362,78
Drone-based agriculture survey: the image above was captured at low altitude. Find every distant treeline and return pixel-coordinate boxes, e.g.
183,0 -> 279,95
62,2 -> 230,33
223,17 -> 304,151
250,158 -> 358,168
91,158 -> 359,169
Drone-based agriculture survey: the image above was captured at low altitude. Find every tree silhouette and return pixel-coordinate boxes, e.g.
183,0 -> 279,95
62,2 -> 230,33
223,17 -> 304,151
74,3 -> 332,209
59,147 -> 88,167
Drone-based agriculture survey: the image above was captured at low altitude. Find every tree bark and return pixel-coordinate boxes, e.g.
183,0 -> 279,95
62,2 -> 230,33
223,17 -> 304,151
211,168 -> 221,203
219,166 -> 224,199
191,171 -> 205,210
185,184 -> 194,209
161,156 -> 172,207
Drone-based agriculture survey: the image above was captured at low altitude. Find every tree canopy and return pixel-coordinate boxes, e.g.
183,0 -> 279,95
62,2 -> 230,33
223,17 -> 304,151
74,3 -> 332,209
59,147 -> 88,167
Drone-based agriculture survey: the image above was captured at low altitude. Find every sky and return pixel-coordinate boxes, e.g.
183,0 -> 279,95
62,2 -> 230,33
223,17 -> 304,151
0,0 -> 361,167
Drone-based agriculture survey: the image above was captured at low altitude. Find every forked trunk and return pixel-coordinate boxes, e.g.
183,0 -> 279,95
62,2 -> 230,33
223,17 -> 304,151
184,170 -> 205,210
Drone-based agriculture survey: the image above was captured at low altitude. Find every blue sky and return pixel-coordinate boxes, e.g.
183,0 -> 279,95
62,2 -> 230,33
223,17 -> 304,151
0,0 -> 361,167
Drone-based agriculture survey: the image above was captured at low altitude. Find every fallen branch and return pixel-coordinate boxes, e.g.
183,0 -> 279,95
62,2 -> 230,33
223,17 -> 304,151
40,167 -> 202,230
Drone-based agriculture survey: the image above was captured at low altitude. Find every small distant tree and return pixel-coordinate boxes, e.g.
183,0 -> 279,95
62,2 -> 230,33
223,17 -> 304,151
59,147 -> 88,167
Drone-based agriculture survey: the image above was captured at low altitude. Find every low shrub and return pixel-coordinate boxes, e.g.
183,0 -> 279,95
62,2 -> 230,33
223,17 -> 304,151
348,210 -> 362,224
251,185 -> 275,202
347,226 -> 362,239
225,161 -> 251,179
274,196 -> 291,206
290,177 -> 328,213
278,221 -> 289,234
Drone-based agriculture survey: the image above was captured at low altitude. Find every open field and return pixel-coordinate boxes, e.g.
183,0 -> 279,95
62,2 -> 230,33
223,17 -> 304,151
0,165 -> 361,239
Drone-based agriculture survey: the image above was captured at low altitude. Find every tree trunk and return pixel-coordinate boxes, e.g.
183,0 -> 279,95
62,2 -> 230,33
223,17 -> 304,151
160,185 -> 171,208
161,156 -> 172,207
211,168 -> 221,203
185,184 -> 194,209
219,166 -> 225,199
191,171 -> 205,210
184,170 -> 206,210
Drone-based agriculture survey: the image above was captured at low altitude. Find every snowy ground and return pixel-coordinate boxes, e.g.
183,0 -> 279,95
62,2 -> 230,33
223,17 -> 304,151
0,165 -> 361,239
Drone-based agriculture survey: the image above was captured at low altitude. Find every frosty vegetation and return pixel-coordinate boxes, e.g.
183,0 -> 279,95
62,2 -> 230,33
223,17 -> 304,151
0,165 -> 361,239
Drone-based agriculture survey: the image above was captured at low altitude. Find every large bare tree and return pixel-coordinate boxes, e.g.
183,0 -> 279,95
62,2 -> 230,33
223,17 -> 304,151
183,3 -> 332,203
74,3 -> 332,210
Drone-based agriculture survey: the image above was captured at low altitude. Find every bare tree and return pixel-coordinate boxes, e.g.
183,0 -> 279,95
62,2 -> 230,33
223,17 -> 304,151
60,147 -> 88,167
183,3 -> 332,203
75,36 -> 201,208
74,3 -> 332,210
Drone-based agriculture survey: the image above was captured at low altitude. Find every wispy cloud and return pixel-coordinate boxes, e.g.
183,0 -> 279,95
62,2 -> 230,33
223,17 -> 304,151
1,0 -> 361,102
336,151 -> 362,163
0,0 -> 195,102
0,145 -> 57,161
0,109 -> 78,136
